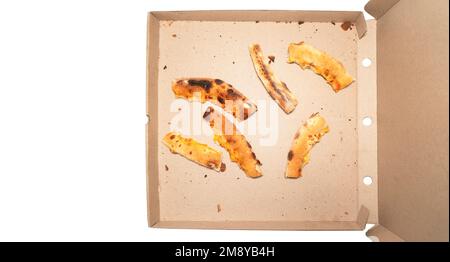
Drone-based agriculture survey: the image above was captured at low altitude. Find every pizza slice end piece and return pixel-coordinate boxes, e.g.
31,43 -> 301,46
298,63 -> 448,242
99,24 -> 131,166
172,78 -> 258,121
286,113 -> 329,178
203,107 -> 262,178
249,44 -> 298,114
162,132 -> 223,172
288,42 -> 354,92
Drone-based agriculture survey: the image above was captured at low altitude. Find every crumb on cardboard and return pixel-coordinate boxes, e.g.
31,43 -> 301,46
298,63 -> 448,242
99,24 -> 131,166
172,34 -> 177,38
341,21 -> 353,31
217,204 -> 221,213
163,65 -> 167,70
220,163 -> 226,172
268,55 -> 275,64
165,165 -> 169,171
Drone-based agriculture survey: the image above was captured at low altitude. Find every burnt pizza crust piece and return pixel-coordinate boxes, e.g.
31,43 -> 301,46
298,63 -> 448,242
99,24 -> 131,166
249,44 -> 298,114
286,113 -> 329,178
172,78 -> 257,121
288,42 -> 354,92
203,107 -> 262,178
162,132 -> 223,171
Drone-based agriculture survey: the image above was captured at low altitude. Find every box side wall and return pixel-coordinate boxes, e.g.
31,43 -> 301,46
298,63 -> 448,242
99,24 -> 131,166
151,11 -> 367,38
357,20 -> 378,224
377,0 -> 449,241
151,10 -> 361,22
147,13 -> 161,226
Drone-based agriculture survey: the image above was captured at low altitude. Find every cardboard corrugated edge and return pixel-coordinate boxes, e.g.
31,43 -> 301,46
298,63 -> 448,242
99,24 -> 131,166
365,0 -> 449,242
146,10 -> 370,230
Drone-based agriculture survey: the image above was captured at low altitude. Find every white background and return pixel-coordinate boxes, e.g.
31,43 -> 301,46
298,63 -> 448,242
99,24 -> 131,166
0,0 -> 375,241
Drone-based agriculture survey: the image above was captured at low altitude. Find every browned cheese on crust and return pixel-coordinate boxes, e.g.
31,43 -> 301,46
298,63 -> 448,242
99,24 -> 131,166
172,78 -> 257,121
286,113 -> 329,178
203,107 -> 262,178
287,42 -> 354,92
249,44 -> 298,114
162,132 -> 223,171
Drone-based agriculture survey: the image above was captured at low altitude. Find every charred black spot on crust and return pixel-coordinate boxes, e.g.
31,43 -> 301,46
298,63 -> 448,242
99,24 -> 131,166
251,152 -> 256,159
203,107 -> 214,120
246,141 -> 252,149
256,159 -> 262,165
189,151 -> 192,155
288,150 -> 294,161
226,88 -> 241,99
274,86 -> 283,96
217,96 -> 225,104
243,110 -> 249,119
214,79 -> 224,85
220,163 -> 226,172
188,79 -> 212,92
169,135 -> 175,139
294,132 -> 300,139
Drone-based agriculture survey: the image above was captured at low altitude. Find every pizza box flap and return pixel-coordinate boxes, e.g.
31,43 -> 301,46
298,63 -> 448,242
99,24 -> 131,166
365,0 -> 449,242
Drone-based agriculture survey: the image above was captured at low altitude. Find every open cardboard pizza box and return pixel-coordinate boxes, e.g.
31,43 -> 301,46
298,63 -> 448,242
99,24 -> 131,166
146,0 -> 449,241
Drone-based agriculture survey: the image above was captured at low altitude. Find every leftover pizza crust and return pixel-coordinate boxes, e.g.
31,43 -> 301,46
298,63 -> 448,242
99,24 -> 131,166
288,42 -> 354,92
249,44 -> 298,114
172,78 -> 257,121
203,107 -> 262,178
286,113 -> 329,178
162,132 -> 224,172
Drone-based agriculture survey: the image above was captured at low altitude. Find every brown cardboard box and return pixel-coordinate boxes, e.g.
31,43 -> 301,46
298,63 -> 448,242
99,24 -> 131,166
146,0 -> 449,242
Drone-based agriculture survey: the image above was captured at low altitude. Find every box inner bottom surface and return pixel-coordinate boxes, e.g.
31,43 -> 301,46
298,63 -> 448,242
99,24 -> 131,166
156,20 -> 366,223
